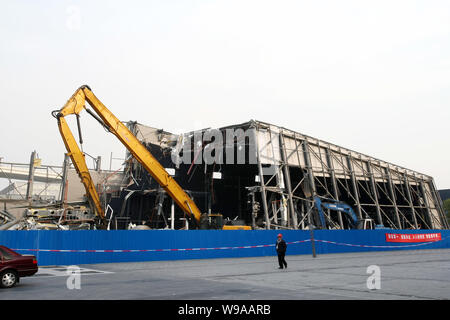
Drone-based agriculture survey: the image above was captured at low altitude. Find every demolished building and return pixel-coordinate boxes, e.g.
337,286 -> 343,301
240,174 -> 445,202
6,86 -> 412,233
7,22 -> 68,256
0,152 -> 126,230
107,120 -> 448,231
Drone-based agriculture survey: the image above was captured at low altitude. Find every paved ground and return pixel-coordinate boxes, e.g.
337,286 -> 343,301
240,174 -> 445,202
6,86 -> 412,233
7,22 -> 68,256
1,248 -> 450,300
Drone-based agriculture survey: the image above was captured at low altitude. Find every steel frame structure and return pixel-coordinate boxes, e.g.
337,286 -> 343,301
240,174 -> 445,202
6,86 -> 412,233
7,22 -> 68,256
249,120 -> 448,230
124,120 -> 448,231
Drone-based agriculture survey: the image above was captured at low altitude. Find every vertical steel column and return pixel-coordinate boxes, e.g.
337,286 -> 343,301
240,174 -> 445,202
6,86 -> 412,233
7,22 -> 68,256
386,165 -> 402,229
96,156 -> 102,172
346,155 -> 362,220
171,198 -> 175,230
253,127 -> 270,229
250,189 -> 257,229
302,141 -> 318,227
325,148 -> 343,229
293,133 -> 306,228
403,173 -> 418,229
280,133 -> 297,229
367,162 -> 383,225
268,128 -> 287,227
411,173 -> 431,229
419,181 -> 433,229
59,153 -> 70,204
429,179 -> 449,229
25,150 -> 37,202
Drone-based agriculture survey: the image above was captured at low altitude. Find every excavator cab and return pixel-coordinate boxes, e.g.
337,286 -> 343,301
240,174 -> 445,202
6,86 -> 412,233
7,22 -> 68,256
314,196 -> 378,230
356,219 -> 375,230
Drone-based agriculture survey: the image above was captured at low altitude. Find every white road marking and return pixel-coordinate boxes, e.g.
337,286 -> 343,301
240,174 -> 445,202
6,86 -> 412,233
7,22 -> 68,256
35,266 -> 113,278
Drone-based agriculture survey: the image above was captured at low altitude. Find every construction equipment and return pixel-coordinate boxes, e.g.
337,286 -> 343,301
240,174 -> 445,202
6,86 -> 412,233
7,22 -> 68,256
313,196 -> 386,230
52,85 -> 251,230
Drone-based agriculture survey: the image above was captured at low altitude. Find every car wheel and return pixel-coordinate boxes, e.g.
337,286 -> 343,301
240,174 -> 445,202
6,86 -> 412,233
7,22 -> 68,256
0,270 -> 18,288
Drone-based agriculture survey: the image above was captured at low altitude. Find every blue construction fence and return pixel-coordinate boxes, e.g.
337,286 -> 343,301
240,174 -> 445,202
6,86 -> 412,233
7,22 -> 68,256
0,229 -> 449,266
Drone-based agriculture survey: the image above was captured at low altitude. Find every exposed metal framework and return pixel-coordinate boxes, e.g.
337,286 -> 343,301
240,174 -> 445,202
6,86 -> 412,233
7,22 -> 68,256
250,120 -> 448,230
0,153 -> 64,202
122,120 -> 448,231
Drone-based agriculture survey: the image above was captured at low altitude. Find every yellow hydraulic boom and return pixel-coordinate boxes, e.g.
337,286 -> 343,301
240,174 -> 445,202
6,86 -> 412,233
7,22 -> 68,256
53,85 -> 203,226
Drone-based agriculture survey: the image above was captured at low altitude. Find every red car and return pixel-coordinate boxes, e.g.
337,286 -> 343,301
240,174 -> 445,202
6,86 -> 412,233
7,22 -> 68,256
0,245 -> 38,288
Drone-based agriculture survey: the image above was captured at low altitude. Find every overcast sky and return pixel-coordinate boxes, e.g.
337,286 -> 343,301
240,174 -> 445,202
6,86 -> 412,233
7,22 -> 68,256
0,0 -> 449,189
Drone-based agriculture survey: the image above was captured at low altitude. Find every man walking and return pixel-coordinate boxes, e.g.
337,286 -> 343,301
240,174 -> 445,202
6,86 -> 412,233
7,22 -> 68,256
276,233 -> 287,269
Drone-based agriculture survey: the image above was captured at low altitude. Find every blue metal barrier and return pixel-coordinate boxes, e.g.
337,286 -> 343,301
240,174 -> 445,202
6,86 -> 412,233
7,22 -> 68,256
0,229 -> 449,266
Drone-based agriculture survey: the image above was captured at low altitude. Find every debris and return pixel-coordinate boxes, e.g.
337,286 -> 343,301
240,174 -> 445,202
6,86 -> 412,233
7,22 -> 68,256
3,206 -> 96,230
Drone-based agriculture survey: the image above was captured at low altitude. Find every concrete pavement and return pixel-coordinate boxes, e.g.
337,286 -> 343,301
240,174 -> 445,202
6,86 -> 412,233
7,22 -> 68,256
1,248 -> 449,300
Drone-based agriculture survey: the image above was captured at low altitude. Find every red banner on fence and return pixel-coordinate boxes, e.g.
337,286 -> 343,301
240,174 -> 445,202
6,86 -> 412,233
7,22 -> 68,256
385,233 -> 441,243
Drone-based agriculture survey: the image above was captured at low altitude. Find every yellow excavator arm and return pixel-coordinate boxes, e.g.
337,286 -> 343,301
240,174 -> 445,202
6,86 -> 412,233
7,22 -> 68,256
53,85 -> 203,225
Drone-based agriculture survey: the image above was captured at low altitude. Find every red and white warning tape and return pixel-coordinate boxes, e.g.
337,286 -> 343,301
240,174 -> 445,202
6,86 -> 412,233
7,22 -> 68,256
11,240 -> 308,253
11,237 -> 443,253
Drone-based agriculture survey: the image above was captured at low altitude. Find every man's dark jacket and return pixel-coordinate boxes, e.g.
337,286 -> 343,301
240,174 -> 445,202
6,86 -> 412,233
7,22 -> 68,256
276,239 -> 287,254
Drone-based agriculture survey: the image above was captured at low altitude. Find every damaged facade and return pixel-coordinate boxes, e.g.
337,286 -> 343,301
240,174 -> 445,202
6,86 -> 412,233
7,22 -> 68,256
1,121 -> 447,231
109,120 -> 448,231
